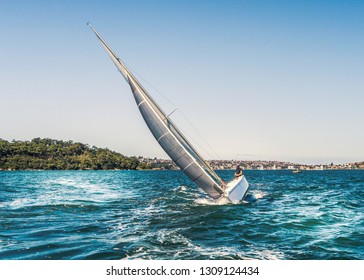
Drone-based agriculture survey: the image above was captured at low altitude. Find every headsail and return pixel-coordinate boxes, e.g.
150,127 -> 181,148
89,25 -> 225,199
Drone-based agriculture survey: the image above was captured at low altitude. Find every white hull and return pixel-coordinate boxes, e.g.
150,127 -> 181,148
225,175 -> 249,204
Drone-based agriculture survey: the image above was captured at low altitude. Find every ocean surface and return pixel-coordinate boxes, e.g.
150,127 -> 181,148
0,170 -> 363,260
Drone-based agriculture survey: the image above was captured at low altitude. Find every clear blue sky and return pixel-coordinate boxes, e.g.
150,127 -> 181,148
1,0 -> 363,164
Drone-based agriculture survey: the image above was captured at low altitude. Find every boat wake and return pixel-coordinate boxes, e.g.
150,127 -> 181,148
193,188 -> 266,206
194,196 -> 232,206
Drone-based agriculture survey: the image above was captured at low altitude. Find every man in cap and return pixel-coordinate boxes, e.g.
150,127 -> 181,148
234,164 -> 243,179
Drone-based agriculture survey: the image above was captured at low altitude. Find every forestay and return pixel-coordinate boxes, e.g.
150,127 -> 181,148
89,25 -> 225,199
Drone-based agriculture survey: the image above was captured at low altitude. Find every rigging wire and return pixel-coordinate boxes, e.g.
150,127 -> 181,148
178,110 -> 223,161
123,62 -> 178,109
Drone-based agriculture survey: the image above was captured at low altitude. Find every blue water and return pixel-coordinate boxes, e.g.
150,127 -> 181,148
0,170 -> 363,260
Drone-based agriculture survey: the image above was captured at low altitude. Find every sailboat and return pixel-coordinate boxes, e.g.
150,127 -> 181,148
88,24 -> 249,204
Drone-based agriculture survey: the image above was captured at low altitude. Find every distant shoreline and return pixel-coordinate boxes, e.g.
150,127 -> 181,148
1,168 -> 363,172
1,138 -> 363,171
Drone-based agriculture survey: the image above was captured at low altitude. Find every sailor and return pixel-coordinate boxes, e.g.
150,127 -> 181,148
234,164 -> 243,179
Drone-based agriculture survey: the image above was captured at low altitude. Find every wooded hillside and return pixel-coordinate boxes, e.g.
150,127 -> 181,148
0,138 -> 151,170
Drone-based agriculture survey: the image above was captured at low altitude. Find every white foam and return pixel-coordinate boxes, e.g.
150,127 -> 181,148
184,243 -> 260,260
0,198 -> 35,209
154,229 -> 197,250
194,196 -> 232,206
173,185 -> 189,194
1,177 -> 127,209
46,177 -> 124,203
255,249 -> 285,260
194,245 -> 284,260
251,190 -> 268,200
9,198 -> 32,208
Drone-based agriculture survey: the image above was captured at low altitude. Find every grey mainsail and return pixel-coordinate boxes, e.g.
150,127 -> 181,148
89,25 -> 225,199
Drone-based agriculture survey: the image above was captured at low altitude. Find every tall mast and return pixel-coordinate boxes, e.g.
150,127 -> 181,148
89,24 -> 226,197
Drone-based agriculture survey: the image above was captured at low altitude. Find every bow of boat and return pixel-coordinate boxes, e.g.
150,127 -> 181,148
225,176 -> 249,204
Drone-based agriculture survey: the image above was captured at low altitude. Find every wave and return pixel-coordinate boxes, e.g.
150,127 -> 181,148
1,177 -> 125,209
122,228 -> 286,260
251,190 -> 268,200
253,249 -> 285,260
1,170 -> 363,260
173,185 -> 189,194
194,196 -> 232,206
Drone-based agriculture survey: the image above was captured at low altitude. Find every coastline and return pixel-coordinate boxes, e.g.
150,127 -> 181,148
1,168 -> 363,171
1,138 -> 363,171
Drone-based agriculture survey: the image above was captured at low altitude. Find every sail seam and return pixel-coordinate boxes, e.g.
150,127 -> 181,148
157,132 -> 170,142
137,100 -> 146,107
193,173 -> 204,182
183,161 -> 194,171
175,152 -> 187,162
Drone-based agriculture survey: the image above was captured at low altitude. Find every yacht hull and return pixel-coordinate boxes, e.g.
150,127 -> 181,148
225,175 -> 249,204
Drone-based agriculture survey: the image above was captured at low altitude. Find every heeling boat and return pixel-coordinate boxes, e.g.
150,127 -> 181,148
88,24 -> 249,203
